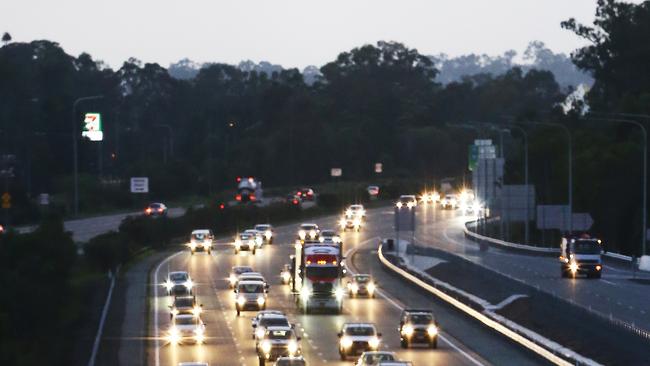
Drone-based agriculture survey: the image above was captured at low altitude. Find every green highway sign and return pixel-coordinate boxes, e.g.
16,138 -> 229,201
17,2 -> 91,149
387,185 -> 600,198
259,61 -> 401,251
82,112 -> 103,141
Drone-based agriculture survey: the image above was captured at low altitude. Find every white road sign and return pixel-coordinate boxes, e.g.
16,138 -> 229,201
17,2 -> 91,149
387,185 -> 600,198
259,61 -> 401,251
82,113 -> 103,141
331,168 -> 342,177
130,177 -> 149,193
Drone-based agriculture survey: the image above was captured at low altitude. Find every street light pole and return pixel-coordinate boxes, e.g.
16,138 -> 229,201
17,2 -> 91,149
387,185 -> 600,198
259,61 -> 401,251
586,115 -> 647,256
72,95 -> 103,217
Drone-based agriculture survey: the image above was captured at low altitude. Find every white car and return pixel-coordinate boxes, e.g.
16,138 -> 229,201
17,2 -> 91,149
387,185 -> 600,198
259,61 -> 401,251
245,229 -> 265,249
319,229 -> 341,244
235,280 -> 268,316
166,314 -> 206,345
252,310 -> 285,329
355,351 -> 397,366
440,194 -> 458,209
338,323 -> 382,360
229,266 -> 254,288
254,313 -> 292,348
345,204 -> 366,219
255,224 -> 275,244
339,216 -> 362,232
297,223 -> 320,241
163,271 -> 193,296
236,272 -> 269,290
188,229 -> 213,255
235,231 -> 257,254
396,195 -> 417,209
274,356 -> 306,366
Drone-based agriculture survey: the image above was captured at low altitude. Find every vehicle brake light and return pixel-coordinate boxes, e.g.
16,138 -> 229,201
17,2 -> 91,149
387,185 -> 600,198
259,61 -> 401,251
236,176 -> 242,182
297,192 -> 302,196
219,203 -> 225,210
250,194 -> 256,201
235,194 -> 242,201
317,260 -> 327,265
158,208 -> 164,212
306,260 -> 311,265
293,199 -> 299,205
145,208 -> 152,214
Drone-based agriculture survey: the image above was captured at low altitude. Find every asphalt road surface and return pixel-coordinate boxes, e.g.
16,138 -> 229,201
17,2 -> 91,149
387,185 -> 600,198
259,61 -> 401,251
148,207 -> 548,366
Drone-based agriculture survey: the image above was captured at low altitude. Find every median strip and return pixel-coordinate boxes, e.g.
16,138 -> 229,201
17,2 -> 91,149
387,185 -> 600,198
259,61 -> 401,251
378,244 -> 602,366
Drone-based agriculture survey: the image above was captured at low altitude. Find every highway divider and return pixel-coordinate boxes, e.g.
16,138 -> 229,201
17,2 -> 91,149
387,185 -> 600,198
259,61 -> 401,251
377,244 -> 602,366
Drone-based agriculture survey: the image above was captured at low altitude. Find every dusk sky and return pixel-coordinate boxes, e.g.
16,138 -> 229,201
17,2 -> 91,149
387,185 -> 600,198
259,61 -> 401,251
2,0 -> 639,69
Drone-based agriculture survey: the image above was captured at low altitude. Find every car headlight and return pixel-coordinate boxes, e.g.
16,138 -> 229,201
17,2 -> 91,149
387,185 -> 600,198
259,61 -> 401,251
229,274 -> 237,285
298,230 -> 306,239
350,283 -> 359,293
171,308 -> 179,316
235,239 -> 241,248
319,236 -> 325,242
334,287 -> 344,301
353,218 -> 361,226
237,296 -> 246,306
184,280 -> 193,289
256,328 -> 265,339
396,202 -> 403,208
192,305 -> 202,316
346,209 -> 353,216
261,340 -> 272,354
194,329 -> 205,344
189,242 -> 197,250
257,296 -> 266,306
256,236 -> 263,245
163,280 -> 173,291
402,324 -> 414,336
282,272 -> 291,282
367,282 -> 376,293
339,218 -> 346,227
167,326 -> 180,344
427,325 -> 438,336
368,336 -> 380,349
265,230 -> 272,239
288,340 -> 298,355
334,236 -> 341,243
407,201 -> 415,208
309,230 -> 316,238
569,262 -> 579,273
300,288 -> 311,302
340,336 -> 353,348
205,240 -> 212,247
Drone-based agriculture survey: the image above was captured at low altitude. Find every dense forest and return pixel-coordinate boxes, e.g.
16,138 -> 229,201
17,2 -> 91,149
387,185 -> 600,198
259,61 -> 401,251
1,0 -> 650,255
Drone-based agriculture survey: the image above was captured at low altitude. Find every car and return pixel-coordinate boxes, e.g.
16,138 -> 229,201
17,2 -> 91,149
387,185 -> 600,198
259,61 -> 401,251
178,363 -> 208,366
286,194 -> 301,206
377,362 -> 412,366
420,191 -> 439,204
345,204 -> 366,219
236,272 -> 269,291
258,326 -> 302,365
395,195 -> 417,209
235,280 -> 267,316
338,323 -> 382,360
163,271 -> 193,296
398,309 -> 439,348
280,264 -> 292,285
273,356 -> 306,366
319,229 -> 341,244
166,314 -> 206,345
229,266 -> 254,288
367,186 -> 380,197
144,202 -> 168,217
188,229 -> 213,255
253,313 -> 291,347
255,224 -> 275,244
0,224 -> 5,234
339,216 -> 362,232
169,295 -> 202,319
355,351 -> 397,366
297,223 -> 319,241
245,229 -> 265,249
296,188 -> 315,201
235,231 -> 257,254
347,274 -> 377,298
440,194 -> 458,209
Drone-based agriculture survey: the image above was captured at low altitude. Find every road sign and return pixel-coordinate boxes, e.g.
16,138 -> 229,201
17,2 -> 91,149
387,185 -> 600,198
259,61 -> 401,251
82,112 -> 103,141
130,177 -> 149,193
1,192 -> 10,209
331,168 -> 342,177
374,163 -> 383,173
38,193 -> 50,206
474,139 -> 492,146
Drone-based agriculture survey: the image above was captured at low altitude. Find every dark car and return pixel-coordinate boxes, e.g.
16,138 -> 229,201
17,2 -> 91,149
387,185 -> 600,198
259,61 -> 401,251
286,194 -> 301,206
398,309 -> 438,348
347,274 -> 377,298
169,295 -> 202,319
257,326 -> 301,365
144,202 -> 168,217
296,188 -> 314,201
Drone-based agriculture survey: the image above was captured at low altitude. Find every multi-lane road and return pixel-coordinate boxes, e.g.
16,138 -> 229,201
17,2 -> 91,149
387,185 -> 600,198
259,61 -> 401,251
148,207 -> 548,366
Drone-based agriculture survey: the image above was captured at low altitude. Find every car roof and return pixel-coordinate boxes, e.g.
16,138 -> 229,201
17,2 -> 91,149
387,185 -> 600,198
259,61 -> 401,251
343,322 -> 375,328
192,229 -> 210,234
255,224 -> 271,227
350,204 -> 363,208
300,223 -> 317,227
260,313 -> 288,320
266,325 -> 293,331
239,272 -> 263,277
238,280 -> 265,285
354,274 -> 371,278
175,314 -> 196,320
232,265 -> 253,270
257,310 -> 284,317
169,271 -> 188,276
244,229 -> 258,232
174,296 -> 194,301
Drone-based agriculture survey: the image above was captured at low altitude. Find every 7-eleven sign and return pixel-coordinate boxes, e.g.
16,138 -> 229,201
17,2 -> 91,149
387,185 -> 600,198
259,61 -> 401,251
82,112 -> 103,141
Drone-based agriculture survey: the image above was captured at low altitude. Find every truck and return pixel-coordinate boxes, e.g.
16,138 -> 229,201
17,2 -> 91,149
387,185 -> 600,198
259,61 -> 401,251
291,240 -> 344,314
235,176 -> 263,203
560,234 -> 603,278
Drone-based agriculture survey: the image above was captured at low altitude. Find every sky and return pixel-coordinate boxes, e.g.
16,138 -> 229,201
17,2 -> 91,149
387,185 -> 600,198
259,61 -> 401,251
1,0 -> 637,70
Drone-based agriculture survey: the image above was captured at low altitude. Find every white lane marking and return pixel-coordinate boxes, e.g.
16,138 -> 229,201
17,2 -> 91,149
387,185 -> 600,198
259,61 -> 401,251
600,279 -> 617,286
153,251 -> 184,366
345,245 -> 485,366
87,266 -> 119,366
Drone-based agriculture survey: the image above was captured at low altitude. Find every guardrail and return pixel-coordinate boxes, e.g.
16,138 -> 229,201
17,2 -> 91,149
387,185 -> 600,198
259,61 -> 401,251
377,245 -> 601,366
464,219 -> 634,262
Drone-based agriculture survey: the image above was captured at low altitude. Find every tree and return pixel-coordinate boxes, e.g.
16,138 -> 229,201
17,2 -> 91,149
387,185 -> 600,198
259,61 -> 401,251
1,32 -> 10,46
562,0 -> 650,112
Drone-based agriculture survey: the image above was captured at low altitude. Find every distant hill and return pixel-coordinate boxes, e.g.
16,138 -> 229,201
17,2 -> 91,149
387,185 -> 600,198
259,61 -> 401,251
167,41 -> 591,90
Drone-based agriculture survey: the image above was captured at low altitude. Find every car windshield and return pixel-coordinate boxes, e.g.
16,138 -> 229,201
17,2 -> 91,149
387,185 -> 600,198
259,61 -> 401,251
192,233 -> 206,240
301,225 -> 317,230
266,329 -> 294,339
355,275 -> 371,283
239,283 -> 264,293
276,361 -> 306,366
409,314 -> 433,324
234,267 -> 253,274
170,273 -> 187,281
321,231 -> 335,236
240,233 -> 251,239
573,240 -> 601,254
175,317 -> 196,326
175,298 -> 193,307
260,317 -> 290,327
150,203 -> 161,208
255,225 -> 269,231
364,354 -> 395,363
345,326 -> 375,336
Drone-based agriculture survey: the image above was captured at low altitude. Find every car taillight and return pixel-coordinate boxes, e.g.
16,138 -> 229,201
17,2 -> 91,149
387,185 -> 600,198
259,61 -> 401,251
145,208 -> 152,214
235,194 -> 242,201
250,194 -> 256,201
236,176 -> 242,182
297,192 -> 302,196
158,208 -> 164,212
219,203 -> 225,210
293,199 -> 299,205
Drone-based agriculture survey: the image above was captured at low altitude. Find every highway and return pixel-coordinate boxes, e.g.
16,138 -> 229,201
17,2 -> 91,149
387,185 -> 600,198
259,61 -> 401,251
148,207 -> 548,366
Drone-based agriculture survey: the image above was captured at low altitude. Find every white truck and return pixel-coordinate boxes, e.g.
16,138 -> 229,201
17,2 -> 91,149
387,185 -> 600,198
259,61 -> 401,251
560,235 -> 603,278
291,241 -> 344,314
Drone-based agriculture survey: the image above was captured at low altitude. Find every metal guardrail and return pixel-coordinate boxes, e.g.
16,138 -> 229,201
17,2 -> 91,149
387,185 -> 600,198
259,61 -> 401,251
465,219 -> 634,262
377,245 -> 600,366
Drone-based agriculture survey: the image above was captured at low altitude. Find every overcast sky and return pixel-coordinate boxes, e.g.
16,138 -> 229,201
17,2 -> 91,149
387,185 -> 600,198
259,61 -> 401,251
1,1 -> 636,69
